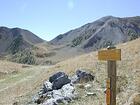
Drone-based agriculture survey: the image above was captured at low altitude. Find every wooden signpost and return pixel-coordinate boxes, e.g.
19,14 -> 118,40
98,46 -> 121,105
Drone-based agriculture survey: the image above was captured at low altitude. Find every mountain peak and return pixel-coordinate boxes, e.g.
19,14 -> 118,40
50,16 -> 140,51
0,27 -> 44,54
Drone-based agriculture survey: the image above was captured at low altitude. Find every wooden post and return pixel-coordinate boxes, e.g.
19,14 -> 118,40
98,46 -> 121,105
107,46 -> 116,105
108,61 -> 116,105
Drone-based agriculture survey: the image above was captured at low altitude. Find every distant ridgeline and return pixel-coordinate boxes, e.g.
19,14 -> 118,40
0,16 -> 140,64
50,16 -> 140,51
0,27 -> 44,64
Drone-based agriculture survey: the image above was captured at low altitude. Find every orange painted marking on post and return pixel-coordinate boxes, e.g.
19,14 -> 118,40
106,78 -> 110,105
106,88 -> 110,105
98,49 -> 121,61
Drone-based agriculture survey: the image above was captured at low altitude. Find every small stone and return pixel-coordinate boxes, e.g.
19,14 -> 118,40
86,92 -> 96,96
13,102 -> 18,105
84,84 -> 92,91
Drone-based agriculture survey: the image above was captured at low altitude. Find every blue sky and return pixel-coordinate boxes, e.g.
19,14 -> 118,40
0,0 -> 140,41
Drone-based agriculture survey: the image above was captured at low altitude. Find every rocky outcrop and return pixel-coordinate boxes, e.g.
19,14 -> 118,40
43,84 -> 76,105
33,69 -> 95,105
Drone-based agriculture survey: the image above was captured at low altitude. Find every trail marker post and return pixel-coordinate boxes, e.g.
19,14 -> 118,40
98,46 -> 121,105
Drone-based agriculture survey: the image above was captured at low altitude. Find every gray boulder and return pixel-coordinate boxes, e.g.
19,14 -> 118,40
49,72 -> 65,83
75,70 -> 95,83
43,81 -> 53,93
43,83 -> 76,105
61,83 -> 76,99
52,75 -> 71,90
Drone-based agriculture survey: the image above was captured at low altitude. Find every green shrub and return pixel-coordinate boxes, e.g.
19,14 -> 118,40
71,36 -> 83,47
8,35 -> 23,54
71,29 -> 96,47
56,35 -> 63,40
84,29 -> 96,40
103,41 -> 113,48
127,29 -> 139,41
11,50 -> 36,65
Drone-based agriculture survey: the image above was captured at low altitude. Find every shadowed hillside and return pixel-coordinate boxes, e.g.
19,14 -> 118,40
1,16 -> 140,65
42,16 -> 140,64
0,27 -> 44,55
50,16 -> 140,51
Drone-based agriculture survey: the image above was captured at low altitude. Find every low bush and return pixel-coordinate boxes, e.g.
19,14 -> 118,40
11,49 -> 36,65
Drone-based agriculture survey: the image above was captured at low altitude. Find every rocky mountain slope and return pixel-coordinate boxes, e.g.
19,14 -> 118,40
0,27 -> 44,55
1,16 -> 140,65
50,16 -> 140,51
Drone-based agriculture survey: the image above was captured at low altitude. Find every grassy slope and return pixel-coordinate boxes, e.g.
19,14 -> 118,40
0,38 -> 140,105
0,61 -> 51,105
48,38 -> 140,105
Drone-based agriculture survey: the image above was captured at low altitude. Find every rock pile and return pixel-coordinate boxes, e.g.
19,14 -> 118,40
33,69 -> 95,105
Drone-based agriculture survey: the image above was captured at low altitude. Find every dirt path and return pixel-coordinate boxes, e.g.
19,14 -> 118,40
0,66 -> 51,105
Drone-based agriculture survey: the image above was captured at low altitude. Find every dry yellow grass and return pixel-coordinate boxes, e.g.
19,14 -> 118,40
46,38 -> 140,105
0,38 -> 140,105
0,60 -> 26,73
